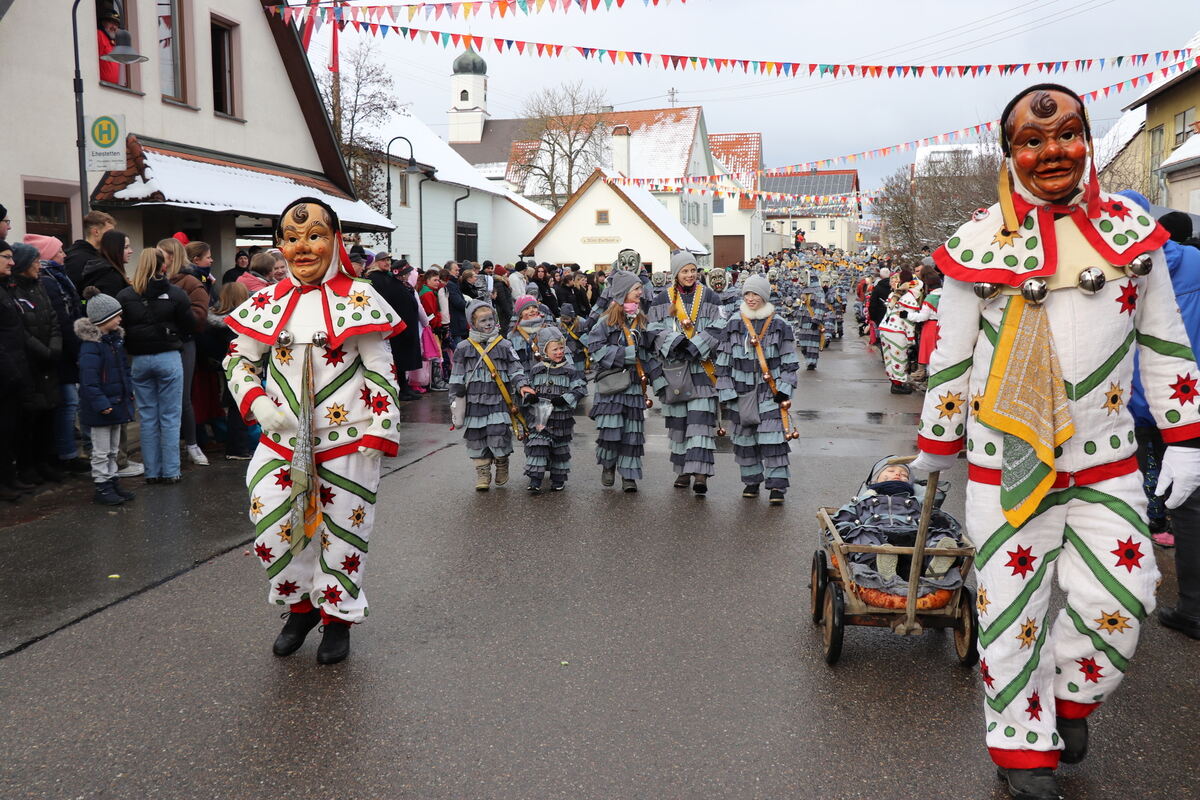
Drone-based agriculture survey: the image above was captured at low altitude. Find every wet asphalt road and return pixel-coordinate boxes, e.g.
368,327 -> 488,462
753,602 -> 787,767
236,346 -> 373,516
1,333 -> 1196,799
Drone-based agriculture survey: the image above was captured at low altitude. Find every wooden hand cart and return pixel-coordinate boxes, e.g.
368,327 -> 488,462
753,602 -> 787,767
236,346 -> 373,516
810,459 -> 979,666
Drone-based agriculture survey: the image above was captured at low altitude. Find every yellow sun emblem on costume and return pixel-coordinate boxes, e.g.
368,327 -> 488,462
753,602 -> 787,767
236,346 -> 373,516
1101,382 -> 1124,416
249,496 -> 264,517
1015,617 -> 1039,649
324,403 -> 349,426
277,522 -> 292,544
977,586 -> 991,616
348,290 -> 371,309
992,227 -> 1022,248
349,505 -> 367,528
970,392 -> 984,418
936,391 -> 965,420
275,345 -> 294,365
1094,609 -> 1133,635
321,531 -> 331,551
241,361 -> 258,375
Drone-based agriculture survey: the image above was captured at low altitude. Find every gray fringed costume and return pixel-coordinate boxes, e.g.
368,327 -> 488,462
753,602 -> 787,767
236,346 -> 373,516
450,300 -> 529,460
523,327 -> 587,487
795,274 -> 830,368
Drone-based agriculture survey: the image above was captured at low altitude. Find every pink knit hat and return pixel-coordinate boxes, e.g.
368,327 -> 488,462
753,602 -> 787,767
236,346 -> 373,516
23,234 -> 64,263
514,294 -> 538,316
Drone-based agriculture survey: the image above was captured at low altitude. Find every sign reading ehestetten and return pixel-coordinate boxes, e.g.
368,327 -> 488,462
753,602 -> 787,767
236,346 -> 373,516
84,114 -> 126,171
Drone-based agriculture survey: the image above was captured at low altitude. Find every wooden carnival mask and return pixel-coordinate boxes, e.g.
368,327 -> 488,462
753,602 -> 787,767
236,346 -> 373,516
279,202 -> 335,285
1005,89 -> 1089,204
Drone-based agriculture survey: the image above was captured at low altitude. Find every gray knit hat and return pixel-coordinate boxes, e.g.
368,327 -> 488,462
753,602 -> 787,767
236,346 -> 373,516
86,292 -> 123,325
559,302 -> 576,318
607,270 -> 642,303
670,249 -> 697,281
742,275 -> 771,303
536,326 -> 565,346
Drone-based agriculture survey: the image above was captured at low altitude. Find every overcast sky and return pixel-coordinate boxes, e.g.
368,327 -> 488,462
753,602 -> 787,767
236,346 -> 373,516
303,0 -> 1200,190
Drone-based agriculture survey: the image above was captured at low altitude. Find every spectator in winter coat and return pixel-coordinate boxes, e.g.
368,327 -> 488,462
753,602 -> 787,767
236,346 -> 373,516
184,241 -> 218,303
508,261 -> 529,298
237,252 -> 275,293
222,250 -> 250,285
365,259 -> 421,400
117,248 -> 196,483
492,265 -> 515,333
0,240 -> 34,501
75,292 -> 137,505
79,229 -> 132,298
25,234 -> 86,472
64,210 -> 115,288
198,282 -> 251,460
10,243 -> 63,485
444,262 -> 469,344
159,237 -> 210,467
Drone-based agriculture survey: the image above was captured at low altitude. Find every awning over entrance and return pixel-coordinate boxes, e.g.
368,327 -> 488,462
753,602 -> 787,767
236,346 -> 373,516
92,136 -> 393,233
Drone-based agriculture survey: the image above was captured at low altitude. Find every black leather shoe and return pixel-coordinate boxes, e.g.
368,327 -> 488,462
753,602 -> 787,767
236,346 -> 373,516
996,767 -> 1063,800
316,621 -> 351,665
1159,606 -> 1200,639
673,474 -> 691,488
272,608 -> 322,657
769,489 -> 786,505
890,383 -> 914,394
742,483 -> 760,498
622,478 -> 638,493
601,467 -> 616,487
692,475 -> 707,495
110,478 -> 136,501
1056,716 -> 1088,764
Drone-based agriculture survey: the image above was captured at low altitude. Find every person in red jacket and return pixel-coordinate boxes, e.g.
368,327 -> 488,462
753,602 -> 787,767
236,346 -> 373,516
97,10 -> 120,84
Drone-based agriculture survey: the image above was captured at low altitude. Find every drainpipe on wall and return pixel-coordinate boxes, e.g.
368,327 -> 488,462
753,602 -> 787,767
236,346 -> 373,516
452,186 -> 471,261
418,170 -> 436,268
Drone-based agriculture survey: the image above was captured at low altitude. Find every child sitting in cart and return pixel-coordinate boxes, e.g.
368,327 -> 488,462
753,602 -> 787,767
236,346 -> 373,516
828,457 -> 966,608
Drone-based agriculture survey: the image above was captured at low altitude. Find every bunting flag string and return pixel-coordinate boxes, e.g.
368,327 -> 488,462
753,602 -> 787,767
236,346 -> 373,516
603,176 -> 885,208
606,56 -> 1199,182
269,0 -> 684,22
264,5 -> 1191,84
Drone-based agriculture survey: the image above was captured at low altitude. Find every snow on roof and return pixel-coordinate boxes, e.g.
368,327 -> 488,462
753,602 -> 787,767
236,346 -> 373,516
599,167 -> 707,254
613,106 -> 701,179
1161,132 -> 1200,171
111,147 -> 392,230
709,132 -> 762,210
377,111 -> 502,195
504,190 -> 552,221
1095,107 -> 1146,172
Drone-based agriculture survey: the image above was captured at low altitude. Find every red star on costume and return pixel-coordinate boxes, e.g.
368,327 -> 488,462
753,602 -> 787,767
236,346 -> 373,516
251,291 -> 271,310
227,341 -> 239,355
1111,537 -> 1145,572
390,363 -> 399,381
273,467 -> 293,489
1102,199 -> 1131,220
370,393 -> 392,416
254,542 -> 274,563
980,660 -> 995,690
320,585 -> 343,605
1077,656 -> 1104,684
1025,691 -> 1043,721
1170,373 -> 1199,405
276,580 -> 299,596
359,384 -> 374,408
319,484 -> 336,506
1005,545 -> 1038,579
322,345 -> 347,366
1115,282 -> 1138,315
340,553 -> 361,574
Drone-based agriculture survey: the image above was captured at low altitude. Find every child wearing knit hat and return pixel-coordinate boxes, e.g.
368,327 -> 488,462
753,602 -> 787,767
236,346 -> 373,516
523,326 -> 587,492
75,289 -> 136,506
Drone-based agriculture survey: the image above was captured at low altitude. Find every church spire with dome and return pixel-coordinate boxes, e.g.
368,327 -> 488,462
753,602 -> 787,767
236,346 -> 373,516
448,49 -> 490,144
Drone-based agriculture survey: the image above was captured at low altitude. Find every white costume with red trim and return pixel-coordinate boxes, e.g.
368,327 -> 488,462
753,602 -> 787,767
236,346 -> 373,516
223,260 -> 404,623
919,187 -> 1199,769
878,279 -> 921,383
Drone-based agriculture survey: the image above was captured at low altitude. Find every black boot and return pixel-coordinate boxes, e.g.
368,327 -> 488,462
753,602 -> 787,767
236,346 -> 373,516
890,382 -> 914,394
769,489 -> 786,505
742,483 -> 760,498
1158,606 -> 1200,639
673,474 -> 691,489
996,767 -> 1062,800
1057,716 -> 1088,764
317,620 -> 351,665
692,475 -> 708,495
601,467 -> 616,487
272,607 -> 322,657
110,478 -> 136,501
622,478 -> 638,493
93,480 -> 124,506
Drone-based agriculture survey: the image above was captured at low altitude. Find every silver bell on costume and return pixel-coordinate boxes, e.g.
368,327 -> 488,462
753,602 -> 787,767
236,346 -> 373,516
1021,277 -> 1049,305
1077,267 -> 1107,295
312,330 -> 329,348
1125,255 -> 1153,276
275,330 -> 294,347
973,282 -> 1002,300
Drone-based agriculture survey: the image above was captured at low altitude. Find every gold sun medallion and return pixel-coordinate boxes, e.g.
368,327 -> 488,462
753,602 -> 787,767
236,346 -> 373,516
1094,609 -> 1132,635
1015,617 -> 1039,649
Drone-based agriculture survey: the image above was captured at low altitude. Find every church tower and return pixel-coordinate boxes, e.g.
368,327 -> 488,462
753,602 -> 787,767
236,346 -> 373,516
448,49 -> 489,144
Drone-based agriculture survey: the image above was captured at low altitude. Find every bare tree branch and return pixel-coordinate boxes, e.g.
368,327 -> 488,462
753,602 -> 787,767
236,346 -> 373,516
514,81 -> 610,209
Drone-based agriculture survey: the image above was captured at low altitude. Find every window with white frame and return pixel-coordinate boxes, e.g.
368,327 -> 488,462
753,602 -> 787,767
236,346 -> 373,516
158,0 -> 188,102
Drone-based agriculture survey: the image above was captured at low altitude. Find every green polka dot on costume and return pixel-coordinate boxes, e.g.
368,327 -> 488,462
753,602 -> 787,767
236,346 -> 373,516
918,420 -> 925,430
1051,733 -> 1060,746
1093,694 -> 1104,702
1004,726 -> 1016,738
1100,219 -> 1114,232
272,433 -> 281,442
337,317 -> 345,326
932,424 -> 945,436
1126,230 -> 1139,240
955,424 -> 964,436
985,442 -> 997,456
1110,435 -> 1121,449
336,303 -> 347,311
264,321 -> 273,329
1137,215 -> 1151,226
1024,257 -> 1039,270
988,722 -> 998,732
982,252 -> 995,264
1084,441 -> 1097,455
352,312 -> 363,321
1026,732 -> 1039,744
1023,216 -> 1035,230
272,305 -> 281,314
243,376 -> 254,383
1004,255 -> 1019,267
347,427 -> 358,437
329,431 -> 339,441
1025,236 -> 1039,251
382,419 -> 392,429
371,310 -> 381,319
1113,233 -> 1128,247
967,439 -> 974,451
252,314 -> 261,322
1128,430 -> 1136,443
961,250 -> 974,262
949,236 -> 961,248
1068,682 -> 1079,693
289,437 -> 297,447
276,599 -> 285,605
1055,667 -> 1062,674
1167,409 -> 1181,423
314,437 -> 321,445
239,309 -> 249,318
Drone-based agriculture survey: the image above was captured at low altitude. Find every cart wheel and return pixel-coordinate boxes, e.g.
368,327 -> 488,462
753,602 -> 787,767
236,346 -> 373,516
954,588 -> 979,667
822,583 -> 845,665
810,549 -> 828,625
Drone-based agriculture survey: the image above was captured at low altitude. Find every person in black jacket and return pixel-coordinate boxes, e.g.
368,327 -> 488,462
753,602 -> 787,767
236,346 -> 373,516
867,267 -> 893,355
443,261 -> 468,346
10,244 -> 64,484
79,229 -> 132,299
117,247 -> 195,483
366,261 -> 422,400
0,241 -> 34,501
63,210 -> 115,289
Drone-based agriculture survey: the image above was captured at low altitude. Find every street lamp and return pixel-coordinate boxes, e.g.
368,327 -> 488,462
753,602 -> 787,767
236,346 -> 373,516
385,135 -> 423,251
72,1 -> 147,214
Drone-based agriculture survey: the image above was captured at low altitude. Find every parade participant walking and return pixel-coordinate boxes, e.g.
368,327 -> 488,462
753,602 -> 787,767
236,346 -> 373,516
795,272 -> 830,370
75,292 -> 135,505
648,250 -> 724,495
508,294 -> 546,373
878,268 -> 922,394
559,303 -> 590,370
222,197 -> 404,665
909,84 -> 1200,800
523,326 -> 587,493
715,275 -> 799,505
450,299 -> 534,491
586,270 -> 663,493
